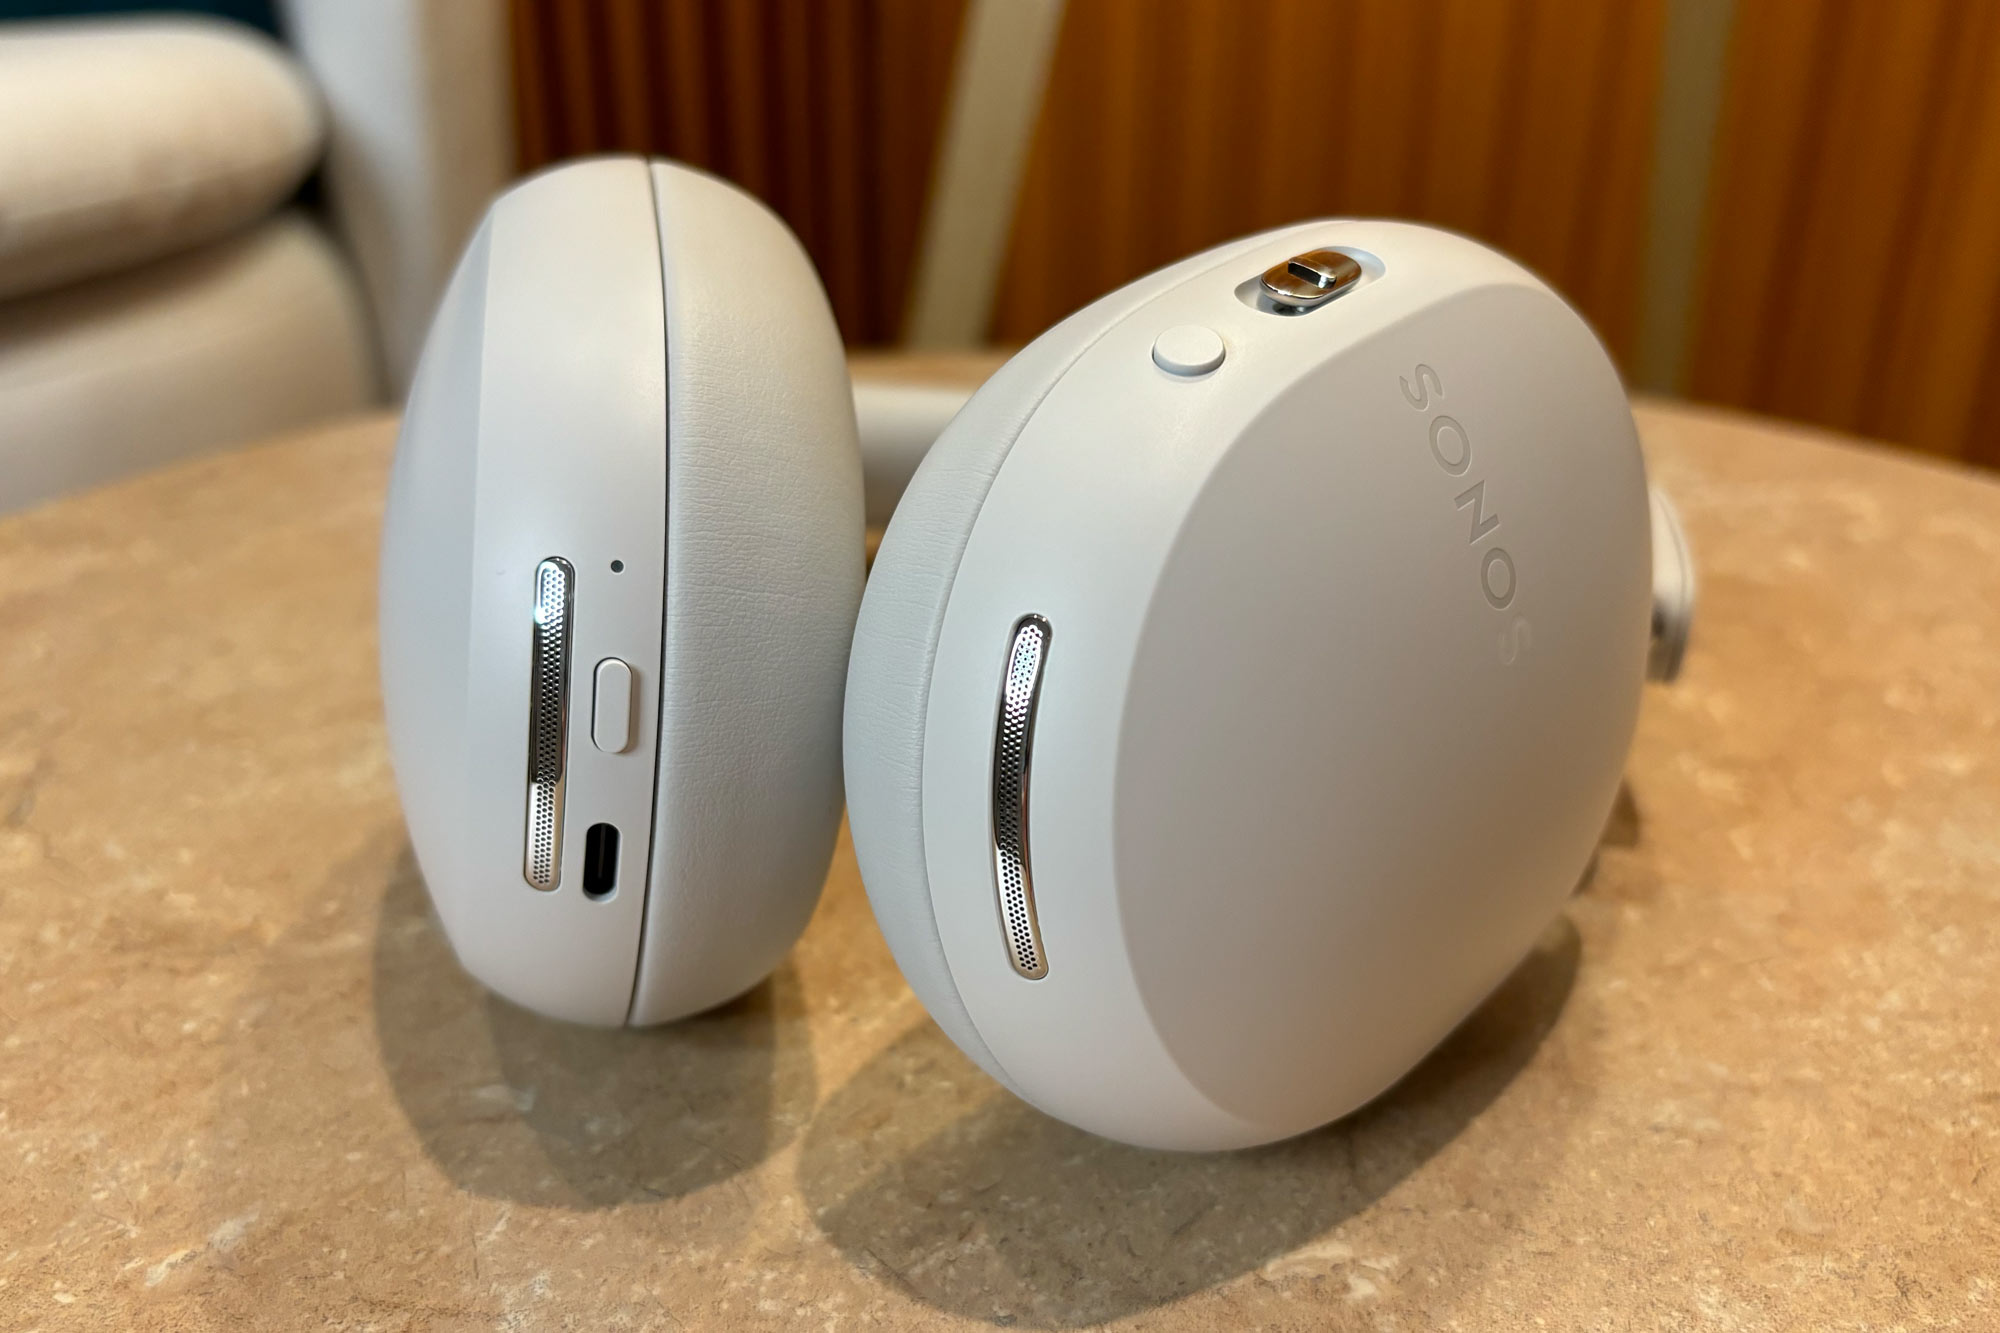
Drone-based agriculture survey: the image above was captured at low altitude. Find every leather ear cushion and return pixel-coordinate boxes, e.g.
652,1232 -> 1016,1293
844,330 -> 1089,1088
628,162 -> 865,1024
844,227 -> 1316,1086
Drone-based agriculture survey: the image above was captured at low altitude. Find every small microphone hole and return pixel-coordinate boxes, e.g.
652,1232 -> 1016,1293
582,823 -> 620,898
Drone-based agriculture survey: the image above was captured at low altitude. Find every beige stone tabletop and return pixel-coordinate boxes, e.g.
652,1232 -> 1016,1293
1,379 -> 1996,1331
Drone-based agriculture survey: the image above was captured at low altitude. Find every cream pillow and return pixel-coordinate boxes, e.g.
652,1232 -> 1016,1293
0,210 -> 377,514
0,17 -> 324,300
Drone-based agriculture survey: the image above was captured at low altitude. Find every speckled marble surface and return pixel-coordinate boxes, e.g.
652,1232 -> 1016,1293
0,396 -> 1995,1331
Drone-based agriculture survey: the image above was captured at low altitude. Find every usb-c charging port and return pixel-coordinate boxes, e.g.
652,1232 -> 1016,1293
582,823 -> 619,898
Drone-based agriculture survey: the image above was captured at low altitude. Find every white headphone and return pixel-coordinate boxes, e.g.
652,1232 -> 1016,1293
380,157 -> 1693,1151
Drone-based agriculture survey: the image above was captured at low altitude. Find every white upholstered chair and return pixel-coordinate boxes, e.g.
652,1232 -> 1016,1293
0,0 -> 512,514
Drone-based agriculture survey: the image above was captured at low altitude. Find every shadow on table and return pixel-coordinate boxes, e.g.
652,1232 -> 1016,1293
371,846 -> 815,1208
1573,779 -> 1644,898
797,916 -> 1582,1329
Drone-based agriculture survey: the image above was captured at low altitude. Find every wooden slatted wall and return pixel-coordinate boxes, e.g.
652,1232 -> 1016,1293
1689,0 -> 2000,465
509,0 -> 968,345
509,0 -> 2000,464
991,0 -> 1669,364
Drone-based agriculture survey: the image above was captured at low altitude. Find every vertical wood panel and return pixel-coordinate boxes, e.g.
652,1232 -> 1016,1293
771,0 -> 819,248
1093,2 -> 1148,303
1494,0 -> 1619,276
1247,3 -> 1335,226
509,0 -> 966,346
1569,0 -> 1667,361
714,0 -> 771,199
600,0 -> 653,147
817,0 -> 868,337
869,0 -> 966,342
550,2 -> 604,151
1685,0 -> 1831,408
1340,0 -> 1428,215
1414,0 -> 1517,236
656,0 -> 711,163
991,0 -> 1668,361
1164,0 -> 1250,263
1879,3 -> 2000,465
1691,0 -> 2000,460
509,0 -> 552,170
1768,3 -> 1952,427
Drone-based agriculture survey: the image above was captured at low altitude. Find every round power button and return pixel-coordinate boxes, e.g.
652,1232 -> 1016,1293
1152,325 -> 1226,377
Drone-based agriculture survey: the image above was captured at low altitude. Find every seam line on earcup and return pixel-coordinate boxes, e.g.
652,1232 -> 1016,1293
622,158 -> 671,1027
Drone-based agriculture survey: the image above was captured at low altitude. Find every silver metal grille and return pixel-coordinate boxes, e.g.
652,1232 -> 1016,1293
523,557 -> 575,889
992,615 -> 1051,979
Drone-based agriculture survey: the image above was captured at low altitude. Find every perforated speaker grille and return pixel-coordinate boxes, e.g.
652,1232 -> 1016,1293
992,615 -> 1051,979
523,557 -> 575,889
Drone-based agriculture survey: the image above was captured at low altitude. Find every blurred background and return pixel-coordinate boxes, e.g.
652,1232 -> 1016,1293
3,0 -> 1999,518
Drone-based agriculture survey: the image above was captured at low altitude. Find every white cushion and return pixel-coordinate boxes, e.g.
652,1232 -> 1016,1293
0,17 -> 324,299
0,210 -> 378,515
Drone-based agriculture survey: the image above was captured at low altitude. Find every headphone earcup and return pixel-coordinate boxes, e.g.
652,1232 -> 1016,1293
844,226 -> 1314,1085
381,157 -> 860,1027
630,162 -> 864,1023
844,336 -> 1080,1090
856,220 -> 1649,1150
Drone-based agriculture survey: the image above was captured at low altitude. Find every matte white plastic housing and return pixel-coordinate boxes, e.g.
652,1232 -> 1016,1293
380,158 -> 862,1026
846,222 -> 1652,1150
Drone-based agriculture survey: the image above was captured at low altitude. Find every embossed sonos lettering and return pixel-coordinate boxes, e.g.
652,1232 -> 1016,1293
1400,363 -> 1531,661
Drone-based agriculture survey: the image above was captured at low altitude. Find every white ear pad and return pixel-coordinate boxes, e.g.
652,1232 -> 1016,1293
844,332 -> 1081,1091
845,225 -> 1333,1092
848,223 -> 1651,1149
630,162 -> 864,1022
381,158 -> 860,1027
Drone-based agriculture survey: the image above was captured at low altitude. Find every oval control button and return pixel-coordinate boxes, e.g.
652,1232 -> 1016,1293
1152,325 -> 1226,377
591,657 -> 635,753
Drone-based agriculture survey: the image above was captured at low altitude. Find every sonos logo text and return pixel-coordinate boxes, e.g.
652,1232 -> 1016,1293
1400,363 -> 1532,663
